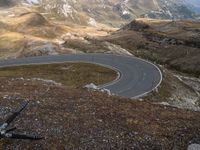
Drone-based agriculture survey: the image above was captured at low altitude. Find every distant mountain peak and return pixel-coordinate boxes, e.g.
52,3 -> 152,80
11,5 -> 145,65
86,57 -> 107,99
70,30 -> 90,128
12,0 -> 200,26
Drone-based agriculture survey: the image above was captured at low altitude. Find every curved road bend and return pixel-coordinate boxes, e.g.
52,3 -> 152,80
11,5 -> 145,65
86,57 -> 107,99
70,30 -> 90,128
0,54 -> 162,98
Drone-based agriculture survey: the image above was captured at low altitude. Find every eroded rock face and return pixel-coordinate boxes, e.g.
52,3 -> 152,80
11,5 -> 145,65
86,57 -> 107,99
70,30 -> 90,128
18,0 -> 199,27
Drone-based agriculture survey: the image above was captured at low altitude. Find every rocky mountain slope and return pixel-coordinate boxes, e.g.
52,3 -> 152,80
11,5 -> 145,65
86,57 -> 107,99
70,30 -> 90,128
15,0 -> 199,26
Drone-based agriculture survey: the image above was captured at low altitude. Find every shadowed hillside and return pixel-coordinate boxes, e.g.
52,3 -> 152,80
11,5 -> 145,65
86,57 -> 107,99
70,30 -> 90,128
103,19 -> 200,76
0,0 -> 15,7
18,12 -> 49,27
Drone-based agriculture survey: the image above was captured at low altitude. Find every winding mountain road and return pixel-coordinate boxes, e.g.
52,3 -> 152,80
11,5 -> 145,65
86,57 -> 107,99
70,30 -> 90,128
0,54 -> 162,98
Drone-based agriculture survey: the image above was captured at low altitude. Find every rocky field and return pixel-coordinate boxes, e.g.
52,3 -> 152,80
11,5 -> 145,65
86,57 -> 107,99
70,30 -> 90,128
0,63 -> 200,150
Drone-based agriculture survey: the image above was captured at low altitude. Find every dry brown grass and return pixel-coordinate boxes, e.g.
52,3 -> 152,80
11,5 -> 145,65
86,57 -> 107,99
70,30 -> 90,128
103,19 -> 200,76
0,11 -> 71,39
0,63 -> 117,88
0,7 -> 117,59
0,75 -> 200,149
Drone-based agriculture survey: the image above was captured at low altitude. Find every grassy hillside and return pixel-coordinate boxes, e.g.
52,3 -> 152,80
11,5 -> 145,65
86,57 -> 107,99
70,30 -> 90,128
103,19 -> 200,76
0,63 -> 117,88
0,63 -> 199,149
0,6 -> 114,59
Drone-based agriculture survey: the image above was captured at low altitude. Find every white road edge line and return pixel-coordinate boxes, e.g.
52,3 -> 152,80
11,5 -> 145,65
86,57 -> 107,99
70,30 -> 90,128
130,57 -> 163,99
0,54 -> 163,99
91,53 -> 163,99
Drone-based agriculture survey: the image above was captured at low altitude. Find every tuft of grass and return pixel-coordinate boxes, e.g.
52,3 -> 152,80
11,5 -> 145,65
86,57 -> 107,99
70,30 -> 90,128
0,63 -> 117,88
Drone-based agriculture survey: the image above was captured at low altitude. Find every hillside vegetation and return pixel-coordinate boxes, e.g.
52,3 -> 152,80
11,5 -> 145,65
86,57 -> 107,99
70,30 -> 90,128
103,19 -> 200,76
0,63 -> 200,150
0,7 -> 114,59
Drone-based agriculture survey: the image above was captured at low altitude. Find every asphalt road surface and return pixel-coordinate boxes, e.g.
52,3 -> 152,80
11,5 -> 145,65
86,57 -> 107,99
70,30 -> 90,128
0,54 -> 162,98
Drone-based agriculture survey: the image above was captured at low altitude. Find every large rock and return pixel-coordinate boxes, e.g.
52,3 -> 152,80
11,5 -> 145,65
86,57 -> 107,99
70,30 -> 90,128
188,144 -> 200,150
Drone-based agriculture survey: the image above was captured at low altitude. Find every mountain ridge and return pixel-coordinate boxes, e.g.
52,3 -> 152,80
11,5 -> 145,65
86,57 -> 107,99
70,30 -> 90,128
18,0 -> 200,27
